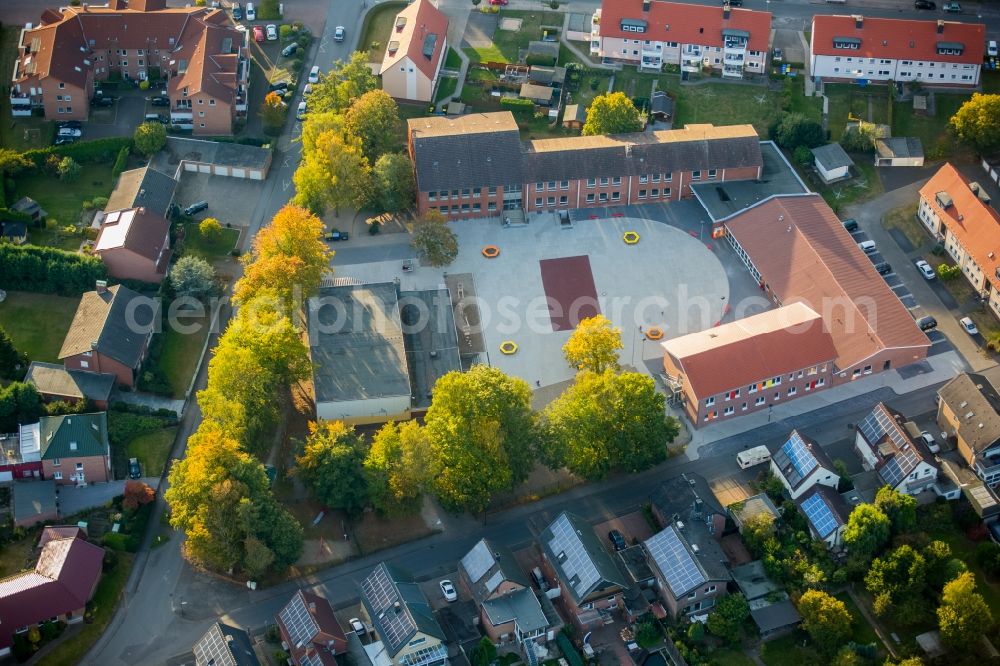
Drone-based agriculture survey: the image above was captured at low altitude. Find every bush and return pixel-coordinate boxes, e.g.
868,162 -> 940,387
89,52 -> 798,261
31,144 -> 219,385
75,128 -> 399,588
279,24 -> 295,41
22,137 -> 132,168
138,80 -> 150,90
102,532 -> 128,551
112,145 -> 130,177
103,549 -> 120,572
500,97 -> 535,114
58,156 -> 82,181
793,145 -> 813,165
0,244 -> 107,295
91,196 -> 109,209
937,263 -> 962,280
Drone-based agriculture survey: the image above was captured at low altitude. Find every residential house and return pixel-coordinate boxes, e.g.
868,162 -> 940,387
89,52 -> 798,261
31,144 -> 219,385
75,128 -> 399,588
537,511 -> 629,631
407,112 -> 763,221
104,166 -> 178,218
855,402 -> 939,495
647,474 -> 730,618
379,0 -> 449,103
358,563 -> 447,666
770,430 -> 840,500
811,143 -> 854,183
58,283 -> 158,389
730,493 -> 780,534
796,485 -> 851,549
874,137 -> 924,167
561,103 -> 587,129
94,207 -> 172,283
590,0 -> 771,79
937,372 -> 1000,487
917,163 -> 1000,319
0,221 -> 27,244
27,412 -> 111,485
11,0 -> 250,133
24,361 -> 115,410
458,538 -> 559,651
809,15 -> 984,87
193,622 -> 260,666
722,194 -> 931,383
0,534 -> 103,656
661,301 -> 838,427
276,590 -> 347,665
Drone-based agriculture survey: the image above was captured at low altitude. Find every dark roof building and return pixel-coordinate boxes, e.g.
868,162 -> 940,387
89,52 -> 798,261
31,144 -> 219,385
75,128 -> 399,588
459,538 -> 531,604
937,372 -> 1000,488
770,430 -> 839,499
359,563 -> 447,664
104,166 -> 178,218
193,622 -> 260,666
796,485 -> 851,547
25,361 -> 115,406
750,599 -> 801,638
38,412 -> 109,461
276,590 -> 347,664
58,284 -> 157,369
37,526 -> 86,549
730,561 -> 780,601
11,480 -> 57,528
538,512 -> 629,606
811,143 -> 854,172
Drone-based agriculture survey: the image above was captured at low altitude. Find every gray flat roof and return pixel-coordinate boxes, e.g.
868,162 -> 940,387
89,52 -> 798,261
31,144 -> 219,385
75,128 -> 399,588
692,141 -> 809,222
308,283 -> 411,404
13,480 -> 57,525
401,289 -> 462,409
811,143 -> 854,170
154,136 -> 272,173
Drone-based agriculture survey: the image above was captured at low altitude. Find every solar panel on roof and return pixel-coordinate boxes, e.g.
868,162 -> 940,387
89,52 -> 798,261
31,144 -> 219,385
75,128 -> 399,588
547,514 -> 600,598
801,492 -> 840,539
279,592 -> 319,650
460,539 -> 495,584
645,526 -> 706,597
193,624 -> 237,666
360,564 -> 418,653
858,405 -> 921,487
776,431 -> 818,487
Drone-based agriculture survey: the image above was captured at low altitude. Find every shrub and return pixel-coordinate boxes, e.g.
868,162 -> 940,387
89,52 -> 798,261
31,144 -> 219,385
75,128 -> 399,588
0,244 -> 106,295
279,24 -> 295,41
58,156 -> 82,181
112,145 -> 130,177
138,80 -> 150,90
102,532 -> 128,551
937,263 -> 962,280
91,196 -> 109,209
793,145 -> 813,165
199,217 -> 223,241
500,97 -> 535,114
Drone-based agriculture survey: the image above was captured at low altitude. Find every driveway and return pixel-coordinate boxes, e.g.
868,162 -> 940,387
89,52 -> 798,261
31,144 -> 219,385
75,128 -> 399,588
59,478 -> 160,517
172,173 -> 264,229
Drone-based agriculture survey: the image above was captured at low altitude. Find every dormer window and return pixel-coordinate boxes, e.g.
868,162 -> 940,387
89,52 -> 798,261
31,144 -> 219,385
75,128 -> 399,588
937,42 -> 964,56
833,37 -> 861,50
620,18 -> 647,33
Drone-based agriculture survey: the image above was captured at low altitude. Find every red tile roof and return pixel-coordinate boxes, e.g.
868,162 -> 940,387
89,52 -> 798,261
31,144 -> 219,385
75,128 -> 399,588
661,302 -> 838,398
37,526 -> 86,549
811,15 -> 985,63
0,536 -> 103,649
380,0 -> 450,80
599,0 -> 771,53
277,590 -> 347,664
724,195 -> 931,371
920,162 -> 1000,283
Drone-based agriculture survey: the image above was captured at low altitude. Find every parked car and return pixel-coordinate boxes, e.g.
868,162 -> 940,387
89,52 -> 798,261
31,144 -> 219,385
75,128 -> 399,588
490,0 -> 509,5
608,530 -> 627,551
914,0 -> 936,8
128,457 -> 142,480
943,2 -> 961,12
915,259 -> 936,280
348,618 -> 366,636
253,25 -> 265,43
266,24 -> 278,41
858,240 -> 877,254
281,42 -> 298,57
91,95 -> 115,107
772,47 -> 783,62
325,230 -> 349,241
842,218 -> 859,232
58,120 -> 83,130
296,100 -> 308,120
920,431 -> 941,453
308,65 -> 321,84
439,580 -> 457,602
268,80 -> 290,92
990,41 -> 999,57
916,315 -> 938,331
875,262 -> 892,275
727,0 -> 743,5
150,95 -> 170,106
232,1 -> 242,20
184,201 -> 209,216
144,113 -> 168,124
57,127 -> 82,138
303,83 -> 313,96
334,25 -> 346,42
960,316 -> 979,335
246,2 -> 256,20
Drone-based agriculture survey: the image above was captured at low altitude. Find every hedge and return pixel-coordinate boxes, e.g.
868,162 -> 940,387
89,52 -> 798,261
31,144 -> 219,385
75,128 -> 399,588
500,97 -> 536,114
22,137 -> 133,168
0,207 -> 35,225
112,145 -> 130,177
0,244 -> 107,295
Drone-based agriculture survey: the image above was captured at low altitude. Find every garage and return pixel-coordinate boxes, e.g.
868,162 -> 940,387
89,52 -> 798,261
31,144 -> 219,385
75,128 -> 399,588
154,137 -> 274,183
232,168 -> 246,178
184,162 -> 199,172
198,164 -> 211,174
214,165 -> 230,176
249,169 -> 262,180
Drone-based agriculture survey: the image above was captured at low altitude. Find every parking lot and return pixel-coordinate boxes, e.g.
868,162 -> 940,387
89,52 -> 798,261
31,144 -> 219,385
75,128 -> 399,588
171,173 -> 264,228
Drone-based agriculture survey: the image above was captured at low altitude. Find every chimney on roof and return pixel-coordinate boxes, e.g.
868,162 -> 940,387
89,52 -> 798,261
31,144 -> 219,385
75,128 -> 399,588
109,0 -> 125,8
853,15 -> 863,29
96,279 -> 108,293
723,3 -> 731,19
642,0 -> 651,12
937,19 -> 945,34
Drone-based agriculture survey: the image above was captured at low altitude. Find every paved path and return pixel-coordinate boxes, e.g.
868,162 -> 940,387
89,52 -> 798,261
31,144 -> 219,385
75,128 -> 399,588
847,586 -> 900,660
110,389 -> 184,417
60,478 -> 160,517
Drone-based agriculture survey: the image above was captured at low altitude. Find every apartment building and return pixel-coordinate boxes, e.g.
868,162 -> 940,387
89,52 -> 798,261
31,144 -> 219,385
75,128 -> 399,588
590,0 -> 771,79
937,373 -> 1000,487
918,163 -> 1000,319
407,112 -> 763,221
810,15 -> 984,87
11,0 -> 249,134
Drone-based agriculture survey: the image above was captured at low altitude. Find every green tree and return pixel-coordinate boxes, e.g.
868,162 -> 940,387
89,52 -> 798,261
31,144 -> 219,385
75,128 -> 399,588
373,152 -> 416,213
0,148 -> 32,178
797,589 -> 852,655
170,255 -> 217,300
924,539 -> 966,592
308,52 -> 380,115
874,486 -> 917,536
843,503 -> 891,563
865,545 -> 927,625
199,217 -> 223,241
949,93 -> 1000,153
470,637 -> 497,666
0,381 -> 44,432
293,129 -> 372,216
770,112 -> 825,150
133,121 -> 167,156
260,91 -> 287,134
242,535 -> 276,580
937,571 -> 993,647
562,314 -> 622,373
364,420 -> 430,516
424,365 -> 536,513
344,90 -> 401,164
582,92 -> 643,136
411,209 -> 458,267
543,370 -> 677,480
706,593 -> 750,645
687,621 -> 705,642
741,511 -> 776,556
296,421 -> 370,514
57,156 -> 81,182
0,326 -> 29,380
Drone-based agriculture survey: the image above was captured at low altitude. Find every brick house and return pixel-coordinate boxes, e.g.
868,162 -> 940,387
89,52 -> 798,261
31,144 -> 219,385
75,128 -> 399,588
58,283 -> 158,389
379,0 -> 449,103
11,0 -> 249,134
770,430 -> 840,500
590,0 -> 771,79
937,372 -> 1000,487
25,412 -> 111,486
537,512 -> 629,631
855,402 -> 939,495
94,207 -> 172,284
276,590 -> 347,665
407,112 -> 763,221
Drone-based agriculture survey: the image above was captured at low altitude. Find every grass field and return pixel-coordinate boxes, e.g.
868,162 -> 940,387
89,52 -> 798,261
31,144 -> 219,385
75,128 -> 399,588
358,0 -> 407,64
882,204 -> 926,249
434,77 -> 458,104
0,291 -> 80,363
761,631 -> 817,666
157,315 -> 209,398
182,222 -> 240,260
463,10 -> 562,64
0,26 -> 54,151
444,47 -> 462,70
708,649 -> 756,666
127,427 -> 177,478
14,164 -> 115,229
892,93 -> 971,159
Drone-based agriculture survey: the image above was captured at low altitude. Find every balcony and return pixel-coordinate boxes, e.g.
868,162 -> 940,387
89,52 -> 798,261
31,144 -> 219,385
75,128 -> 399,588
975,459 -> 1000,485
724,40 -> 748,52
170,111 -> 193,121
724,53 -> 745,64
9,93 -> 31,106
722,65 -> 744,79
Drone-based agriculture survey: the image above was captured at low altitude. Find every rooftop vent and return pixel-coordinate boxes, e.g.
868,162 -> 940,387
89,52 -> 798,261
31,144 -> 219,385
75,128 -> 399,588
691,544 -> 700,553
937,20 -> 945,34
853,15 -> 863,29
676,521 -> 685,530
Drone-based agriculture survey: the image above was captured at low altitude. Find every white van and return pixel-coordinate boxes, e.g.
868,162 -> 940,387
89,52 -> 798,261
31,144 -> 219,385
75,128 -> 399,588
858,240 -> 877,254
737,445 -> 772,469
246,2 -> 255,20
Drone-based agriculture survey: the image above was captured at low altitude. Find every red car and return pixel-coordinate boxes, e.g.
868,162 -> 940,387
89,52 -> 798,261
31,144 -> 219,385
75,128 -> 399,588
490,0 -> 508,5
253,25 -> 265,43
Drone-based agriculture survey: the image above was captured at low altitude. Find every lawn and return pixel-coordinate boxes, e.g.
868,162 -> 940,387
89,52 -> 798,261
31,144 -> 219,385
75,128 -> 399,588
14,164 -> 115,229
157,314 -> 210,398
836,592 -> 881,648
0,291 -> 80,363
358,0 -> 407,65
708,649 -> 756,666
0,533 -> 37,579
434,77 -> 458,104
818,159 -> 882,212
761,631 -> 819,666
182,222 -> 240,260
444,47 -> 462,70
38,553 -> 133,666
882,204 -> 926,249
127,427 -> 177,478
464,10 -> 562,64
892,93 -> 971,160
670,81 -> 788,137
0,26 -> 54,152
927,525 -> 1000,617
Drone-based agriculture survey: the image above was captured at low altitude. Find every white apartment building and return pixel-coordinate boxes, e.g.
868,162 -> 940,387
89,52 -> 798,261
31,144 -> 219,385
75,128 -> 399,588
810,15 -> 984,87
590,0 -> 771,79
